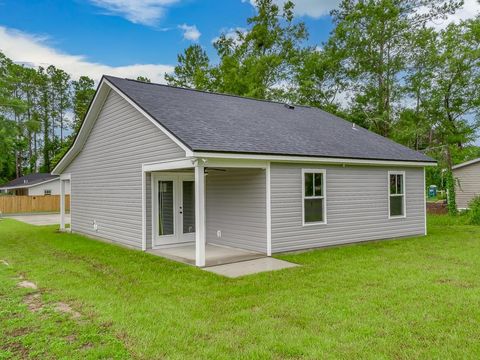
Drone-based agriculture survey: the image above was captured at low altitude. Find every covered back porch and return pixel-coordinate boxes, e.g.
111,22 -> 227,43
141,158 -> 271,267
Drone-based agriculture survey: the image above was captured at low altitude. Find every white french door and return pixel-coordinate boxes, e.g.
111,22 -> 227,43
153,173 -> 195,247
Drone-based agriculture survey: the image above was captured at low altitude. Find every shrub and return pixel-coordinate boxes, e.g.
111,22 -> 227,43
445,171 -> 457,216
468,196 -> 480,225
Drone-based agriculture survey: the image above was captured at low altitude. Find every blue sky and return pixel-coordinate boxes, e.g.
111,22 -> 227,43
0,0 -> 478,83
1,0 -> 478,144
0,0 -> 341,82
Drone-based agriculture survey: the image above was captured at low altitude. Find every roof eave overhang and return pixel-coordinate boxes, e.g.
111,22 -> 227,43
192,151 -> 437,167
452,158 -> 480,170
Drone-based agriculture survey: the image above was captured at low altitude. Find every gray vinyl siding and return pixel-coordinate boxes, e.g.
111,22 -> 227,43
206,168 -> 267,253
271,163 -> 425,253
454,162 -> 480,209
65,89 -> 185,248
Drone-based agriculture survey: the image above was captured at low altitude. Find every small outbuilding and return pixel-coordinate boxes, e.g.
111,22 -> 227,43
453,158 -> 480,209
53,76 -> 436,267
0,173 -> 71,196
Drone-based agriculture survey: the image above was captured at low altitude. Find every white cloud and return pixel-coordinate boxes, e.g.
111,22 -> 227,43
211,27 -> 247,45
178,24 -> 201,41
427,0 -> 480,29
88,0 -> 180,26
246,0 -> 340,18
248,0 -> 480,21
0,26 -> 174,83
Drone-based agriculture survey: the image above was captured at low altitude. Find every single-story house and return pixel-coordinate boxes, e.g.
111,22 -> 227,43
0,173 -> 71,196
453,158 -> 480,209
53,75 -> 436,267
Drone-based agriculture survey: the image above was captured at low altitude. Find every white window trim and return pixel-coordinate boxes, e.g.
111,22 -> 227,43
388,170 -> 406,219
302,169 -> 327,226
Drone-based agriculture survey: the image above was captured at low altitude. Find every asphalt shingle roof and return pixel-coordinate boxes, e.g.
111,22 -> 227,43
0,173 -> 57,188
105,76 -> 435,163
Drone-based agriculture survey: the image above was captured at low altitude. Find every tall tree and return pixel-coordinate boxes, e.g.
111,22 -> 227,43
49,67 -> 71,145
213,0 -> 307,99
394,27 -> 438,150
329,0 -> 462,137
72,76 -> 95,133
292,45 -> 345,112
166,0 -> 307,100
427,18 -> 480,170
36,67 -> 53,173
165,44 -> 212,90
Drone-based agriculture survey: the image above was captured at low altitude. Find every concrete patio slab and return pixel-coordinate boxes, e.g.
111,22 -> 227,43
204,257 -> 299,278
148,243 -> 264,267
4,213 -> 70,226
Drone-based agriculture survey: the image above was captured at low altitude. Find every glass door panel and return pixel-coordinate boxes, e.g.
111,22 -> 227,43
158,180 -> 174,236
182,180 -> 195,234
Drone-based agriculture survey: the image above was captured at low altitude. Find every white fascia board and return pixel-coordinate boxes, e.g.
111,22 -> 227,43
104,79 -> 193,157
452,158 -> 480,170
201,158 -> 268,168
142,157 -> 269,171
142,158 -> 195,172
193,152 -> 437,168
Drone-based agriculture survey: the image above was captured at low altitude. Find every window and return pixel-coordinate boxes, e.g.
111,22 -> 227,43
302,169 -> 326,225
44,189 -> 52,196
388,171 -> 405,218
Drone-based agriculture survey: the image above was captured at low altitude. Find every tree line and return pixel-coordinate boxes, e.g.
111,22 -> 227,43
0,54 -> 96,183
0,0 -> 478,190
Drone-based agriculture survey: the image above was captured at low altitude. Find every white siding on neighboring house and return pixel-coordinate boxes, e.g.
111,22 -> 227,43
206,168 -> 267,253
454,162 -> 480,209
270,163 -> 425,253
28,179 -> 71,196
64,89 -> 185,248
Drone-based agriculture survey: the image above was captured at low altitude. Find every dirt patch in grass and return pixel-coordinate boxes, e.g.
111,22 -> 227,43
24,293 -> 43,312
1,341 -> 30,359
65,334 -> 77,343
5,327 -> 33,337
81,342 -> 94,350
54,302 -> 81,319
18,280 -> 37,289
1,259 -> 9,266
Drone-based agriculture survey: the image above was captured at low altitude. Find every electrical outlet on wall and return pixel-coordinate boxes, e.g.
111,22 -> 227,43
93,220 -> 98,232
217,230 -> 222,238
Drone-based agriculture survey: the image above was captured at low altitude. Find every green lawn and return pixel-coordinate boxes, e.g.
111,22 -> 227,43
1,216 -> 480,359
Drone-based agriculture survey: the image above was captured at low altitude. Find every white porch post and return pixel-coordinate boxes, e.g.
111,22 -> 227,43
266,161 -> 272,256
195,165 -> 206,267
141,168 -> 147,251
60,179 -> 65,231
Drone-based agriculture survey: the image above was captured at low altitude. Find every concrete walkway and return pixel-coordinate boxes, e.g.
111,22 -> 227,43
4,213 -> 70,226
204,257 -> 299,278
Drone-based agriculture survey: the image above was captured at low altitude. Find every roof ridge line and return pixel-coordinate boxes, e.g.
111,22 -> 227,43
104,75 -> 313,109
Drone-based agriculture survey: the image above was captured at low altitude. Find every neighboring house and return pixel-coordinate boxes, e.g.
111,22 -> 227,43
0,173 -> 71,196
453,158 -> 480,209
53,75 -> 436,267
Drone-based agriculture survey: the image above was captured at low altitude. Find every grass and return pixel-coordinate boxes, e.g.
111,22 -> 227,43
1,216 -> 480,359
